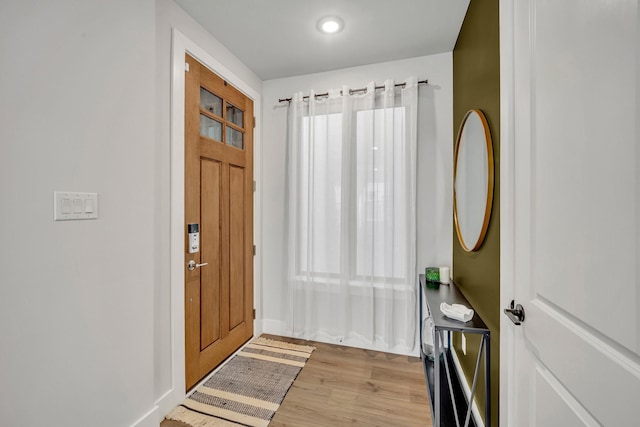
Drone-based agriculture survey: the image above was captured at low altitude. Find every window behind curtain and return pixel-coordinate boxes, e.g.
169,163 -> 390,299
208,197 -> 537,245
298,106 -> 407,283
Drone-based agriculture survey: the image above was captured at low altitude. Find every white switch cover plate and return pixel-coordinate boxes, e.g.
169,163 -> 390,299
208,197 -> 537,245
54,192 -> 98,221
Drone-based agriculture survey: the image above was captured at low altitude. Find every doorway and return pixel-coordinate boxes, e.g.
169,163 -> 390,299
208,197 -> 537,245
184,53 -> 254,390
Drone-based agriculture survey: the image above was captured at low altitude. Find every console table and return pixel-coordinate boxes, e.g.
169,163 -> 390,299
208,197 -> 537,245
418,274 -> 490,427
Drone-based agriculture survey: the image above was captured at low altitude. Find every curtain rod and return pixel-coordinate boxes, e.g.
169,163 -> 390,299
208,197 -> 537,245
278,79 -> 428,103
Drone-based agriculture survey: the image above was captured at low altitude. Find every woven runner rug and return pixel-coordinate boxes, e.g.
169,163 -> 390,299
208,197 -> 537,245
166,337 -> 315,427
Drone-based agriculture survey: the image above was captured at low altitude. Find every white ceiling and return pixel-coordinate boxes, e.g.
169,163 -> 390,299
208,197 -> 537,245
175,0 -> 470,81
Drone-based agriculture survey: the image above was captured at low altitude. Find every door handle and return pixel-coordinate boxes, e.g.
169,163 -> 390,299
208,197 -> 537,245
504,300 -> 525,325
187,260 -> 208,271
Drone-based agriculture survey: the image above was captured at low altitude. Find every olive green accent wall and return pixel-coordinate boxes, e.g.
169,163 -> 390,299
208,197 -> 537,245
452,0 -> 500,426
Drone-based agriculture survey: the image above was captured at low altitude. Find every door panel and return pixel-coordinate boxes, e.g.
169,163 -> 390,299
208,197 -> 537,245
184,53 -> 254,390
200,158 -> 221,349
529,0 -> 636,350
526,301 -> 639,425
534,367 -> 596,427
229,165 -> 245,330
504,0 -> 640,425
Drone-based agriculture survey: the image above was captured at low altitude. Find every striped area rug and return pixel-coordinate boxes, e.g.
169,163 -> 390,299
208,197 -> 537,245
166,337 -> 315,427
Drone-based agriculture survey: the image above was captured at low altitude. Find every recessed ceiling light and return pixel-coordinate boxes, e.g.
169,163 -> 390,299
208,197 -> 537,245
317,16 -> 344,34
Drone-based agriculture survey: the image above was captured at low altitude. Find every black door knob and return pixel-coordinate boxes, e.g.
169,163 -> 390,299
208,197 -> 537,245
504,300 -> 525,325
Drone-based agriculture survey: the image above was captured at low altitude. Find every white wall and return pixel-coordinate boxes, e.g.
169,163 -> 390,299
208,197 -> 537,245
154,0 -> 263,415
0,1 -> 157,426
261,54 -> 454,345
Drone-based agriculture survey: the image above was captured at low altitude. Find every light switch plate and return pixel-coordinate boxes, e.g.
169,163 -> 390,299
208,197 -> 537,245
54,192 -> 98,221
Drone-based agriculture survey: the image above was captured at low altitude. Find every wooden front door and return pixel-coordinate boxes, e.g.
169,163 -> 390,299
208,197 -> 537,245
184,53 -> 254,390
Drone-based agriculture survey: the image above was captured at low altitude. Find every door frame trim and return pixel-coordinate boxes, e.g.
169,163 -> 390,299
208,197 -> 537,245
499,0 -> 516,425
163,28 -> 262,414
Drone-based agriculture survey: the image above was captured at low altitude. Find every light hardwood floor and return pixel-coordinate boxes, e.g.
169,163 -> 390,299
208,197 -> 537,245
161,334 -> 432,426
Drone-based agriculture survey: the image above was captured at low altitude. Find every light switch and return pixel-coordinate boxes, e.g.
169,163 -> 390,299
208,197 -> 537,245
61,198 -> 72,214
54,191 -> 98,221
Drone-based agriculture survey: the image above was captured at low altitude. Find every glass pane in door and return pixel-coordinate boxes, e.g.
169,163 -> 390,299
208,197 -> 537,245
226,103 -> 244,128
226,127 -> 244,149
200,87 -> 222,116
200,114 -> 222,141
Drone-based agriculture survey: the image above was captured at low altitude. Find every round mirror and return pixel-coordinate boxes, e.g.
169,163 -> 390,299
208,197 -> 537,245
454,109 -> 494,252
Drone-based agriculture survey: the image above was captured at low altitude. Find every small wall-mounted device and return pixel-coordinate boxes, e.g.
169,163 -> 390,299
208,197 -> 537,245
188,223 -> 200,253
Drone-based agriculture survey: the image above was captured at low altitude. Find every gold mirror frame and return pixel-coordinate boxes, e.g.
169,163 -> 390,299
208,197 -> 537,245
453,109 -> 494,252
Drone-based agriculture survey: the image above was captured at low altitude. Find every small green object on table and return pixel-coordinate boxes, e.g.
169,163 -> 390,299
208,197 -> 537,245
425,267 -> 440,288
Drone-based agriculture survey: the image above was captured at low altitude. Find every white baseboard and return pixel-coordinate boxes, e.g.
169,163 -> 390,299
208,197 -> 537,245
130,405 -> 159,427
155,386 -> 185,422
261,318 -> 289,336
450,347 -> 485,427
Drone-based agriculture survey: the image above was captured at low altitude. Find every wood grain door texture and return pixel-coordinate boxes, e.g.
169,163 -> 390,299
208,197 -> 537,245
184,53 -> 254,390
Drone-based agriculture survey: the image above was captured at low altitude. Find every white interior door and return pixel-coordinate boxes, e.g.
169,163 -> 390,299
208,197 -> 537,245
501,0 -> 640,425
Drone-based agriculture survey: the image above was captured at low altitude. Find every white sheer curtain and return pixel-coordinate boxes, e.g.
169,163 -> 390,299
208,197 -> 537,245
283,78 -> 418,354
